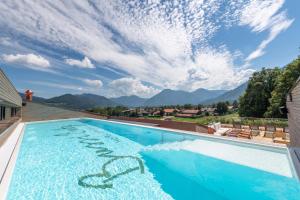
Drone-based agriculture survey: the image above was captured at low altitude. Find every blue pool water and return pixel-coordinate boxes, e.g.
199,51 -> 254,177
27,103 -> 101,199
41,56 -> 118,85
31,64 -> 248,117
7,119 -> 300,199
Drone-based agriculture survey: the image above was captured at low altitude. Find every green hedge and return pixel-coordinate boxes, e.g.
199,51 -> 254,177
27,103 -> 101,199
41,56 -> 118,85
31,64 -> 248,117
173,114 -> 288,127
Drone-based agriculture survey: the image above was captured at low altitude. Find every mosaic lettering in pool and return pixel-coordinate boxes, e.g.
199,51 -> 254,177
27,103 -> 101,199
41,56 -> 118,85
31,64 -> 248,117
54,124 -> 145,189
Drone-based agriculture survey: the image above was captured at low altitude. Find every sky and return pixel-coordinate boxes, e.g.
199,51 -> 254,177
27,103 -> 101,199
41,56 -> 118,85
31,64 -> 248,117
0,0 -> 299,98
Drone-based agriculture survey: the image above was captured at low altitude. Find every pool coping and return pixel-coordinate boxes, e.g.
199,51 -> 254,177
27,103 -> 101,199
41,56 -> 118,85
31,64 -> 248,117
1,117 -> 299,198
0,123 -> 25,200
289,147 -> 300,180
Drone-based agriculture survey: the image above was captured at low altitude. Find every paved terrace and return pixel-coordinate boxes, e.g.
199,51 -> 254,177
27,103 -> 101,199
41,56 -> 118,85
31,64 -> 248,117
0,102 -> 105,148
22,102 -> 105,122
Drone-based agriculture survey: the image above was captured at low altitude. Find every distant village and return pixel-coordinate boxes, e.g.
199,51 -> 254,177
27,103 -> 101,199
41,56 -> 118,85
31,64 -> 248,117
98,101 -> 238,119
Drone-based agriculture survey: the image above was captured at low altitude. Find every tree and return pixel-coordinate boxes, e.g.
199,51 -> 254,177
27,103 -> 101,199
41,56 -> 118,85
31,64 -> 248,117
239,68 -> 281,118
232,100 -> 239,109
159,109 -> 165,117
265,57 -> 300,118
183,104 -> 193,109
197,104 -> 203,110
216,102 -> 228,115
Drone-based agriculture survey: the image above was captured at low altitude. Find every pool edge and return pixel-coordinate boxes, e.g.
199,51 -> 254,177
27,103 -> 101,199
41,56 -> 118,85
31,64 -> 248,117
0,123 -> 25,200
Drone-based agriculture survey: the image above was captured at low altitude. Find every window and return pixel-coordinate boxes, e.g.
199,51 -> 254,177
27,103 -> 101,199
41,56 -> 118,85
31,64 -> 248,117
0,106 -> 6,120
11,107 -> 17,117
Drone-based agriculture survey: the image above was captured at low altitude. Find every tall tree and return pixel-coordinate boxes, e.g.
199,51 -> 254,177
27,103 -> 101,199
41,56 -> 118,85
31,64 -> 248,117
216,102 -> 228,115
265,57 -> 300,118
239,68 -> 281,118
183,104 -> 193,109
232,100 -> 239,109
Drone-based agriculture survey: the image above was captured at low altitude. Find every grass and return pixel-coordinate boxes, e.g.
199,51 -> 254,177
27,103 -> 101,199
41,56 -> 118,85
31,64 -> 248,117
173,113 -> 239,125
145,113 -> 288,127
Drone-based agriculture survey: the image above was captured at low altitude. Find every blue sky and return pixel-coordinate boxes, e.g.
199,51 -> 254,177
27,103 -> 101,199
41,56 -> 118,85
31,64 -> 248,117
0,0 -> 299,98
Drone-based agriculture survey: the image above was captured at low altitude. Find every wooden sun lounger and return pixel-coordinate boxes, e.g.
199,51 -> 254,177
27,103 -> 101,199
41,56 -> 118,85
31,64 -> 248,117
238,129 -> 252,139
227,129 -> 241,137
250,125 -> 260,136
273,131 -> 290,145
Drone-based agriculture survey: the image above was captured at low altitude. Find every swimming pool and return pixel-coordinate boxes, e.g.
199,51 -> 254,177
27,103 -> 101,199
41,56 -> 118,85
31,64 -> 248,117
6,119 -> 300,199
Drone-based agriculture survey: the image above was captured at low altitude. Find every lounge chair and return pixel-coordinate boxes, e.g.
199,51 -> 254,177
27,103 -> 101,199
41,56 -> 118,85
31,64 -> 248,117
238,129 -> 252,139
227,129 -> 241,137
264,126 -> 275,138
250,125 -> 260,136
227,123 -> 242,137
273,131 -> 290,144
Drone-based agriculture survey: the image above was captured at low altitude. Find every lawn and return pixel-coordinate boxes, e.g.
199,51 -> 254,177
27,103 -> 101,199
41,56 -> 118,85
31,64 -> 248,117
146,113 -> 288,127
173,113 -> 239,125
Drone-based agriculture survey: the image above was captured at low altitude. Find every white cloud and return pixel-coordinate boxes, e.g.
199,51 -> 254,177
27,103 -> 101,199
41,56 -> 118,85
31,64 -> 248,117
2,53 -> 50,68
108,77 -> 160,98
83,79 -> 103,87
28,81 -> 83,91
0,1 -> 293,91
238,0 -> 294,62
178,47 -> 255,90
246,12 -> 293,61
239,0 -> 285,32
65,56 -> 94,68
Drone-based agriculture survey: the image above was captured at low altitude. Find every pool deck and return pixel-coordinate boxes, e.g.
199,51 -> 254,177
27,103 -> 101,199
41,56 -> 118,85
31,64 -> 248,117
0,123 -> 24,200
22,102 -> 106,122
107,119 -> 159,127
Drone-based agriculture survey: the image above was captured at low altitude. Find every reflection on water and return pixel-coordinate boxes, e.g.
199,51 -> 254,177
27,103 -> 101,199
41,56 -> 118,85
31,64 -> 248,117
141,150 -> 300,200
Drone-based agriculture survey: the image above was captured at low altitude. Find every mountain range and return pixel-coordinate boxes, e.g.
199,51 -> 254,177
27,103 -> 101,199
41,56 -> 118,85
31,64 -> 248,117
21,82 -> 248,109
110,95 -> 147,107
143,88 -> 227,106
201,82 -> 248,104
19,93 -> 118,110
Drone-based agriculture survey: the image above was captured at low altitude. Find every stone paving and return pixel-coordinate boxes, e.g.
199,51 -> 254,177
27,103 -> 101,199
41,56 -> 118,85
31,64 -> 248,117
22,102 -> 105,122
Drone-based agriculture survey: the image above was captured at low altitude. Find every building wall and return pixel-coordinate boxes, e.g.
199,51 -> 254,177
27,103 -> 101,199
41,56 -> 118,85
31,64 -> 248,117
5,107 -> 11,121
0,68 -> 22,107
287,79 -> 300,147
0,68 -> 22,123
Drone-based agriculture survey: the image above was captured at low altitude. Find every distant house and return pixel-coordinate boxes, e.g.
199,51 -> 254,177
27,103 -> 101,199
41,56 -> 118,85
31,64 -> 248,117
201,107 -> 216,114
137,109 -> 149,117
228,105 -> 234,110
163,108 -> 178,116
176,109 -> 200,118
151,110 -> 161,116
121,109 -> 135,116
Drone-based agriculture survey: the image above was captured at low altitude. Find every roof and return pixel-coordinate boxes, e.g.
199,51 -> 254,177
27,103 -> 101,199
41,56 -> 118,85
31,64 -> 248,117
121,109 -> 135,113
287,76 -> 300,102
181,109 -> 199,114
201,107 -> 216,112
288,76 -> 300,94
0,68 -> 22,107
163,108 -> 177,113
152,111 -> 160,115
176,113 -> 194,117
